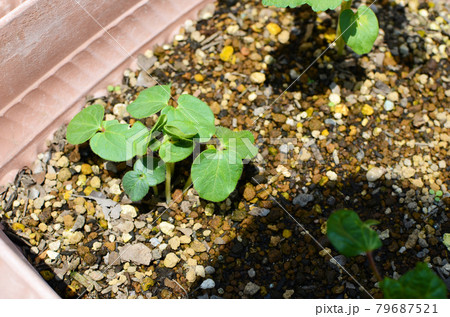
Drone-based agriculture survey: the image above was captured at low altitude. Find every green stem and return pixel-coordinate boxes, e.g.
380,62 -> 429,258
336,0 -> 353,55
152,186 -> 158,197
165,163 -> 175,204
366,251 -> 382,282
183,174 -> 192,192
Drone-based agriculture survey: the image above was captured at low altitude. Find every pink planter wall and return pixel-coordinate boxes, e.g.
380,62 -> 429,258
0,0 -> 212,298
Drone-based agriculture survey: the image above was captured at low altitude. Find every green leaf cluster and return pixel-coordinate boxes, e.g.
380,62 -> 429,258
262,0 -> 379,55
66,84 -> 258,202
381,263 -> 447,299
327,209 -> 447,299
326,209 -> 381,256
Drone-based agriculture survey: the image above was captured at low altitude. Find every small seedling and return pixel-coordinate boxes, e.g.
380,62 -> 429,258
67,84 -> 258,204
327,209 -> 447,298
262,0 -> 379,55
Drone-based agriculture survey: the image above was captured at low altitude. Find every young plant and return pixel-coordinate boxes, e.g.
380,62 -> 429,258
262,0 -> 379,55
66,84 -> 258,204
327,209 -> 447,299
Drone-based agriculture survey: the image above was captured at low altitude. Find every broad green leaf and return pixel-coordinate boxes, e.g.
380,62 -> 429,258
191,148 -> 243,202
125,121 -> 150,156
163,120 -> 198,141
90,120 -> 132,162
127,84 -> 171,118
133,157 -> 166,186
263,0 -> 344,11
67,104 -> 104,144
327,209 -> 382,257
122,171 -> 150,201
381,263 -> 447,299
215,126 -> 258,160
122,157 -> 166,201
340,5 -> 379,55
161,94 -> 215,140
159,138 -> 194,163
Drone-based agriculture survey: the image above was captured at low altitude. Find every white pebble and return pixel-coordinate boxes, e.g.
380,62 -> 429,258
200,279 -> 216,289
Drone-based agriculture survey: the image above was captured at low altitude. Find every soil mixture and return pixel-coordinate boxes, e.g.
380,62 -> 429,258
1,0 -> 449,299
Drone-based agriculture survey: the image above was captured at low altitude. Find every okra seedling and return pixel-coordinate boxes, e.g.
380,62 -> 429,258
327,209 -> 447,298
66,84 -> 258,204
262,0 -> 379,55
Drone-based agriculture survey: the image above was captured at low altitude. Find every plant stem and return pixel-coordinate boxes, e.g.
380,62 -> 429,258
336,0 -> 353,55
152,186 -> 158,197
366,251 -> 382,282
183,174 -> 192,192
165,163 -> 175,204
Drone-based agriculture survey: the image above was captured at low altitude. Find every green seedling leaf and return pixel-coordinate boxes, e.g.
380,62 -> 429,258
162,94 -> 215,140
262,0 -> 344,11
381,263 -> 447,299
339,5 -> 379,55
122,171 -> 150,201
127,84 -> 171,118
122,157 -> 166,201
150,114 -> 168,135
133,157 -> 166,185
90,120 -> 132,162
159,138 -> 194,163
191,148 -> 243,202
364,219 -> 380,227
67,104 -> 104,144
215,126 -> 258,160
327,209 -> 382,257
147,114 -> 167,152
125,121 -> 150,156
163,120 -> 198,141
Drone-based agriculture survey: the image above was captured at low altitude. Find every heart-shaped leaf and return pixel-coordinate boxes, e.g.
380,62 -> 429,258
122,171 -> 150,201
327,209 -> 382,257
67,104 -> 104,144
215,126 -> 258,160
191,148 -> 243,202
90,120 -> 132,162
381,263 -> 447,299
339,5 -> 379,55
127,84 -> 171,118
122,157 -> 166,201
125,121 -> 150,156
159,138 -> 194,163
263,0 -> 344,11
162,94 -> 215,140
134,157 -> 166,185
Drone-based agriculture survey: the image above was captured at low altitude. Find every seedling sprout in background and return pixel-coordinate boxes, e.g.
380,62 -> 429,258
262,0 -> 379,55
67,84 -> 258,204
327,209 -> 447,298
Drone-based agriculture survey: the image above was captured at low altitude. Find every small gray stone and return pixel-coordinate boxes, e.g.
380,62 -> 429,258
205,266 -> 215,275
293,194 -> 314,207
71,215 -> 85,232
34,197 -> 45,209
366,167 -> 385,182
136,54 -> 157,72
150,237 -> 160,247
244,282 -> 261,295
200,278 -> 215,289
384,100 -> 394,111
29,187 -> 40,200
120,243 -> 152,265
248,208 -> 270,217
152,248 -> 162,260
248,268 -> 256,278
